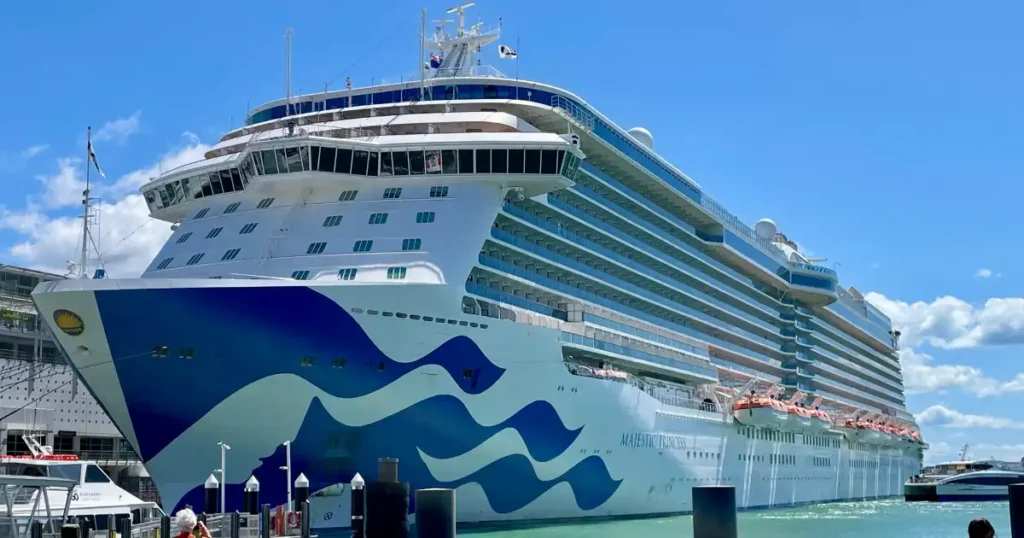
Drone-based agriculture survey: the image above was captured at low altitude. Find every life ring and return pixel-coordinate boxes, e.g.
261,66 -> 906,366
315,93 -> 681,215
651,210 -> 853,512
286,511 -> 300,528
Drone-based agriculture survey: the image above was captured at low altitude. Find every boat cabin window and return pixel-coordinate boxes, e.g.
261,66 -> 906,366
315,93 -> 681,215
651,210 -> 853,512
49,464 -> 82,482
85,464 -> 112,483
0,463 -> 47,477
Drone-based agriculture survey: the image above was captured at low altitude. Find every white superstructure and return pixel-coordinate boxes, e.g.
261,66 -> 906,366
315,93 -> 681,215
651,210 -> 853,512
32,5 -> 922,529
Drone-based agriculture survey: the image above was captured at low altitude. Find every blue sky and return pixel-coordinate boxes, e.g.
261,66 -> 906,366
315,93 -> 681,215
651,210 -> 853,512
2,0 -> 1023,463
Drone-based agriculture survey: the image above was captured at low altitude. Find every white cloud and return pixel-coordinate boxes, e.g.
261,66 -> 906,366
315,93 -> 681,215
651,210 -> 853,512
923,440 -> 1024,465
976,268 -> 994,278
900,347 -> 1024,397
866,291 -> 1024,349
0,133 -> 211,277
93,111 -> 142,144
20,145 -> 49,159
916,405 -> 1024,429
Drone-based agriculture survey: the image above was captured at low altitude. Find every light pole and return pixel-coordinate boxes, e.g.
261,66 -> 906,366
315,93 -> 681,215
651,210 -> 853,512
279,441 -> 292,510
217,442 -> 231,514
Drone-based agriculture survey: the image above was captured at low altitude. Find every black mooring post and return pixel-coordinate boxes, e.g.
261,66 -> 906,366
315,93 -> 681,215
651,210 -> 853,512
692,485 -> 738,538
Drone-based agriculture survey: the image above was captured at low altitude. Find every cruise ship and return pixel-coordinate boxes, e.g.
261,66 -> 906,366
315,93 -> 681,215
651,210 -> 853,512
31,5 -> 923,528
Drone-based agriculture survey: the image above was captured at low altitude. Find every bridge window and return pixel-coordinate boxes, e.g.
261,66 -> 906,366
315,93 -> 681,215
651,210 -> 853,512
307,242 -> 327,255
352,150 -> 369,175
387,267 -> 408,280
429,186 -> 449,198
239,222 -> 258,234
336,149 -> 353,174
392,151 -> 409,175
85,465 -> 111,484
260,150 -> 279,174
491,149 -> 508,173
353,240 -> 374,253
383,188 -> 403,199
425,150 -> 442,174
206,227 -> 223,239
317,147 -> 336,172
339,189 -> 358,202
509,149 -> 524,173
256,198 -> 275,209
224,202 -> 240,214
458,149 -> 474,174
368,213 -> 388,225
380,152 -> 394,176
542,150 -> 558,174
525,149 -> 541,174
221,248 -> 241,261
441,150 -> 458,174
291,270 -> 310,280
176,232 -> 192,244
338,268 -> 358,280
156,258 -> 174,270
475,149 -> 491,173
186,253 -> 205,266
194,208 -> 210,220
323,215 -> 343,227
284,147 -> 303,173
409,150 -> 425,175
401,238 -> 422,251
416,211 -> 435,224
367,151 -> 379,176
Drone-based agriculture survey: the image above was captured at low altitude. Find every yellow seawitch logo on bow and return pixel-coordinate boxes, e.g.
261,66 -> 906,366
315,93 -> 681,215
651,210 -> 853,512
52,309 -> 84,337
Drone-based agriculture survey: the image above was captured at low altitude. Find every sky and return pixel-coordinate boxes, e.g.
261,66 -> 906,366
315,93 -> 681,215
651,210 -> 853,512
1,0 -> 1023,464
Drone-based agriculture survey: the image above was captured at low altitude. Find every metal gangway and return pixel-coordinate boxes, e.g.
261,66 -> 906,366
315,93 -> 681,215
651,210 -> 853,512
0,475 -> 76,538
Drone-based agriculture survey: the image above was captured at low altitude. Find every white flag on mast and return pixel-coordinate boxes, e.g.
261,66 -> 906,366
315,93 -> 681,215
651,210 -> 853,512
498,44 -> 517,59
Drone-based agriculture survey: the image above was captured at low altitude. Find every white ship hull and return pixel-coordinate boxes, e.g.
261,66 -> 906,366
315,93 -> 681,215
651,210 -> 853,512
33,279 -> 920,529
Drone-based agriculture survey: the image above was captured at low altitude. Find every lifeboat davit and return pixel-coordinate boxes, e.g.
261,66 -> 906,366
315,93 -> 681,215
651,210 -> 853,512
733,397 -> 789,428
807,409 -> 832,432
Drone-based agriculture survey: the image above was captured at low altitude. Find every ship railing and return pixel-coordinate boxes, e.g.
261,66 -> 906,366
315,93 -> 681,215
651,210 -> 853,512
550,95 -> 595,132
564,363 -> 718,413
199,513 -> 260,538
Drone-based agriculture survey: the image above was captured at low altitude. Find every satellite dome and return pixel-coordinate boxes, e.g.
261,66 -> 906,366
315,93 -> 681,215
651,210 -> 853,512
627,127 -> 654,149
754,218 -> 777,239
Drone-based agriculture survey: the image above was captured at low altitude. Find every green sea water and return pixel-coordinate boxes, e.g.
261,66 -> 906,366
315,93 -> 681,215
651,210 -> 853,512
466,500 -> 1010,538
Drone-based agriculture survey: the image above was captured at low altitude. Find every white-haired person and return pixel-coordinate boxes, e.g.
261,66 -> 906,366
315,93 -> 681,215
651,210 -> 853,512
173,508 -> 211,538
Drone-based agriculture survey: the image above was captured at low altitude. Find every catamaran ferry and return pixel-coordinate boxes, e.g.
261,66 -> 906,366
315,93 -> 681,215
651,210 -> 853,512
31,4 -> 923,529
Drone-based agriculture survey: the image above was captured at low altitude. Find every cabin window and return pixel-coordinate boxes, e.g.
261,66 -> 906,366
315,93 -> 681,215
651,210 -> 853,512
85,465 -> 111,483
49,464 -> 81,482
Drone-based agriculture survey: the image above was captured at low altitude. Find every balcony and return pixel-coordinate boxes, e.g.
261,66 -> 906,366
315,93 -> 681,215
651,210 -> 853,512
781,361 -> 798,371
795,351 -> 816,364
797,367 -> 815,379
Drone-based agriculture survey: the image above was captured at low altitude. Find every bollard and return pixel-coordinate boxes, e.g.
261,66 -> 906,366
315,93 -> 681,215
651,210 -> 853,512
229,511 -> 240,538
244,476 -> 260,515
300,501 -> 311,538
351,473 -> 365,538
205,474 -> 220,515
260,504 -> 271,538
1010,483 -> 1024,538
118,517 -> 132,538
61,524 -> 79,538
160,516 -> 171,538
294,474 -> 310,514
414,489 -> 456,538
106,515 -> 116,538
378,458 -> 399,483
692,485 -> 738,538
31,521 -> 42,538
365,481 -> 409,538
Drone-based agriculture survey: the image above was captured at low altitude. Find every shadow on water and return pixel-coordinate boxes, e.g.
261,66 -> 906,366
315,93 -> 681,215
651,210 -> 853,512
456,500 -> 1011,538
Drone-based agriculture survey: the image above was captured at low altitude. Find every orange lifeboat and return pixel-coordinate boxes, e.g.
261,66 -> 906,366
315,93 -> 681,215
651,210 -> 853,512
733,397 -> 789,429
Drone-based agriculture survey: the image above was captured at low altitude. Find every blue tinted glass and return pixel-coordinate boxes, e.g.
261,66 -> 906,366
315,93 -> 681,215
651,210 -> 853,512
325,97 -> 348,110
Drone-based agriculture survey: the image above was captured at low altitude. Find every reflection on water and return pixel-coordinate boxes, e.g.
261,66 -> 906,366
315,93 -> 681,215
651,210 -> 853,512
462,500 -> 1010,538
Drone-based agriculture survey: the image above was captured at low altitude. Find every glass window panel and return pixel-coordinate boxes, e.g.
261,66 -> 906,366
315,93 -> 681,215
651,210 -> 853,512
252,151 -> 264,175
299,146 -> 311,171
509,149 -> 524,173
475,149 -> 490,173
219,170 -> 234,193
181,178 -> 192,199
335,148 -> 352,174
491,149 -> 507,173
310,146 -> 320,171
441,150 -> 458,174
318,147 -> 336,172
557,150 -> 565,174
409,150 -> 425,175
352,150 -> 369,175
367,152 -> 379,176
261,150 -> 279,174
380,152 -> 393,176
425,150 -> 442,174
230,168 -> 243,191
285,147 -> 303,173
393,151 -> 409,175
199,175 -> 213,196
525,149 -> 541,174
157,187 -> 170,208
209,172 -> 224,195
166,182 -> 179,205
458,149 -> 474,173
541,150 -> 557,174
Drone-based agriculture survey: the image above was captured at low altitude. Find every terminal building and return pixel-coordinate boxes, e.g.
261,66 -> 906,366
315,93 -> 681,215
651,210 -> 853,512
0,265 -> 157,503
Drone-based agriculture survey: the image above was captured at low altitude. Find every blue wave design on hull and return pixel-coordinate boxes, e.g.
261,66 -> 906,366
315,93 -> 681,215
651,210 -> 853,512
93,286 -> 506,460
174,397 -> 621,516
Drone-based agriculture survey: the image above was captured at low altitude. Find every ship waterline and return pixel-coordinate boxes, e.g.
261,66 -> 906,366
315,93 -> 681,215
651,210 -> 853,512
33,4 -> 920,529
